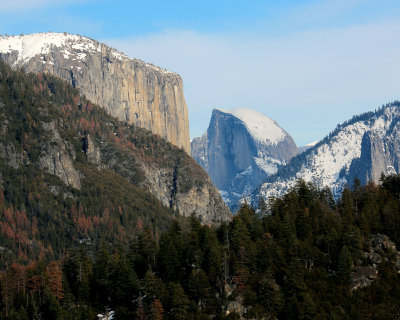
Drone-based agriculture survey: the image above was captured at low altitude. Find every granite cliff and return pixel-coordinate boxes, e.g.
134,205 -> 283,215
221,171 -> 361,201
192,108 -> 298,208
0,32 -> 190,153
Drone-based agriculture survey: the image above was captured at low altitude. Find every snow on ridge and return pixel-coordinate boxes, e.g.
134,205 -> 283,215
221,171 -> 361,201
259,106 -> 400,202
216,108 -> 286,144
0,32 -> 101,65
0,32 -> 172,74
306,140 -> 319,147
298,140 -> 319,154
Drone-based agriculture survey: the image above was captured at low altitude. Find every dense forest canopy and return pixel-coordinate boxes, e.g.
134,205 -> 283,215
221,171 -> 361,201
1,175 -> 400,319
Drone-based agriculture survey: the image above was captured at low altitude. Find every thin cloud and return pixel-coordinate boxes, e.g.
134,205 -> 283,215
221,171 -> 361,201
106,20 -> 400,145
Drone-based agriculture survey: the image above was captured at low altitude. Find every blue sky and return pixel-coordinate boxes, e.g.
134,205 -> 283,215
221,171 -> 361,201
1,0 -> 400,145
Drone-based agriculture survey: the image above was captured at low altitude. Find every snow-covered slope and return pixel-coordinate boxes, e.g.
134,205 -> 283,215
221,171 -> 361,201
0,33 -> 110,65
253,103 -> 400,203
0,32 -> 170,73
192,108 -> 298,209
216,108 -> 286,144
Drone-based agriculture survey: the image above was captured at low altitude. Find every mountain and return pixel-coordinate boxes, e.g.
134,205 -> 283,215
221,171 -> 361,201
191,108 -> 297,208
0,60 -> 230,266
253,102 -> 400,203
0,32 -> 190,153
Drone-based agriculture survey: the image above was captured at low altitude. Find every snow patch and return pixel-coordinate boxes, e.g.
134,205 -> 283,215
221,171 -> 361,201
0,33 -> 97,66
0,32 -> 173,75
254,157 -> 280,175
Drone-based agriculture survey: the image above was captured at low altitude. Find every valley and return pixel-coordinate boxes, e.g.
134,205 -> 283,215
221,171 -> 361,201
0,28 -> 400,320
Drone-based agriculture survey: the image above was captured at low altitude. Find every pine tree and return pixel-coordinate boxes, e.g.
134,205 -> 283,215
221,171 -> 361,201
149,299 -> 164,320
136,298 -> 147,320
46,261 -> 63,301
144,270 -> 163,300
338,245 -> 352,282
188,269 -> 210,309
168,282 -> 189,320
340,188 -> 354,225
258,197 -> 268,217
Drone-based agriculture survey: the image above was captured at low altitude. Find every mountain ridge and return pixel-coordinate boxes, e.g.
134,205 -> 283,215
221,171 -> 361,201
249,102 -> 400,204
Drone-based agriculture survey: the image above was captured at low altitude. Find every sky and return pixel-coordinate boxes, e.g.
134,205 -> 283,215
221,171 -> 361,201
1,0 -> 400,145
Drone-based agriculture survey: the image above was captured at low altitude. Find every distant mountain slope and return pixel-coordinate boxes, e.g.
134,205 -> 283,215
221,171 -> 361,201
0,60 -> 230,266
298,140 -> 319,154
192,108 -> 297,208
253,102 -> 400,203
0,32 -> 190,152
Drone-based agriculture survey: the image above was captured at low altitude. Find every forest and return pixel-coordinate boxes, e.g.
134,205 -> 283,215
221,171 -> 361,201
0,53 -> 400,319
1,176 -> 400,319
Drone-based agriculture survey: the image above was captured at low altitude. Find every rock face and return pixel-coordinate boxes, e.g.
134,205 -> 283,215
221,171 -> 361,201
0,33 -> 190,153
350,234 -> 400,291
83,134 -> 101,167
254,103 -> 400,203
39,121 -> 81,189
347,130 -> 394,185
129,155 -> 231,225
192,108 -> 298,208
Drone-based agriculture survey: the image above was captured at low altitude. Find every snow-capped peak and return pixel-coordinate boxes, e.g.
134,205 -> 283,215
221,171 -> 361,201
216,108 -> 286,144
0,32 -> 171,74
0,33 -> 105,65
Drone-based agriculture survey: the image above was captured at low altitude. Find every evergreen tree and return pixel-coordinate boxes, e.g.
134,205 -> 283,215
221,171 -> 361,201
149,299 -> 164,320
338,245 -> 352,282
167,282 -> 189,320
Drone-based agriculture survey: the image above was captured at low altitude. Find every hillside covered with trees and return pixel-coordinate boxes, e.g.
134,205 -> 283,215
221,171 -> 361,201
0,58 -> 231,274
2,175 -> 400,319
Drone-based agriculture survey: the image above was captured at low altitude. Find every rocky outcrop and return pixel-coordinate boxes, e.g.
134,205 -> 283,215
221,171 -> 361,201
348,130 -> 394,185
39,121 -> 81,189
0,33 -> 190,153
140,163 -> 230,224
191,133 -> 208,170
351,234 -> 400,291
39,145 -> 81,190
0,143 -> 24,169
86,116 -> 231,224
83,134 -> 101,167
192,108 -> 297,208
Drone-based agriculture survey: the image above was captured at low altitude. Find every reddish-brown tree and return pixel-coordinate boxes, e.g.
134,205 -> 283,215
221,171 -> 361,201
46,261 -> 64,301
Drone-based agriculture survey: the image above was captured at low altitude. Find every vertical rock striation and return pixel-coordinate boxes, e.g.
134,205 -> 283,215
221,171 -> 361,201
192,108 -> 298,208
0,33 -> 190,153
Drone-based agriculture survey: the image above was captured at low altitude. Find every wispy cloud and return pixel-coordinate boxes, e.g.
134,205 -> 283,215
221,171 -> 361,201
106,20 -> 400,145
